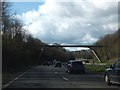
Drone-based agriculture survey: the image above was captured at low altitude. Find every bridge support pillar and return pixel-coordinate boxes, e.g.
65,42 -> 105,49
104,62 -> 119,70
90,49 -> 102,63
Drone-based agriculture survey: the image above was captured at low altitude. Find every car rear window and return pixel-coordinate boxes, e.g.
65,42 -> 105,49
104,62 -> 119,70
72,62 -> 83,66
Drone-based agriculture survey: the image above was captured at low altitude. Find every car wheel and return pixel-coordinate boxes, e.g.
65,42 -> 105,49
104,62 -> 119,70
104,74 -> 111,85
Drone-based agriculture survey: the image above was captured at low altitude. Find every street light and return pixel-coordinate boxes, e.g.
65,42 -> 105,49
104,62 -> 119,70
36,48 -> 43,65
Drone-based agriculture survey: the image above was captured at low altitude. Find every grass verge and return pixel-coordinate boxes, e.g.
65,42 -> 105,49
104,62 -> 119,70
85,64 -> 107,73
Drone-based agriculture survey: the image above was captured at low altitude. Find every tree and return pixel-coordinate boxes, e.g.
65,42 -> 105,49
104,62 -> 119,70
2,1 -> 13,35
2,1 -> 75,73
95,29 -> 119,61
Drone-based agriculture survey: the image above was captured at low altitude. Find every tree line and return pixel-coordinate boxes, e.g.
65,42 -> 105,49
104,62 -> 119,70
2,2 -> 75,72
94,29 -> 120,62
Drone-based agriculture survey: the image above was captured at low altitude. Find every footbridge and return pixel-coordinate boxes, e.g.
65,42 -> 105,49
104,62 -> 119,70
38,44 -> 107,63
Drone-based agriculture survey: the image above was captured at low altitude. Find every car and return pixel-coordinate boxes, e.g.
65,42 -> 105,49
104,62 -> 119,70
104,60 -> 120,85
55,61 -> 62,67
66,60 -> 85,74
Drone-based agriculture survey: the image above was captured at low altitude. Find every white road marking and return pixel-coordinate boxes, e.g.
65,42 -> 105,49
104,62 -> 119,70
2,71 -> 28,89
54,71 -> 69,81
63,77 -> 69,81
54,72 -> 58,75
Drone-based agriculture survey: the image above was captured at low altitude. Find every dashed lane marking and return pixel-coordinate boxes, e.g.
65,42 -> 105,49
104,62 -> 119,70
54,72 -> 58,75
63,77 -> 69,81
54,71 -> 69,81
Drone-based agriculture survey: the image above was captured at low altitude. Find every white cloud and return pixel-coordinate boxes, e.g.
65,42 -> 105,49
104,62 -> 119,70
82,33 -> 98,43
17,0 -> 118,47
65,47 -> 90,51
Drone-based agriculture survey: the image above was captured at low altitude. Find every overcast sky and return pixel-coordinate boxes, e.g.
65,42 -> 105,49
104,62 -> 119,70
13,0 -> 118,51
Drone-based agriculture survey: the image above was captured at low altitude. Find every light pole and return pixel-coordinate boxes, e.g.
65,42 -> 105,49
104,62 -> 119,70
36,48 -> 43,65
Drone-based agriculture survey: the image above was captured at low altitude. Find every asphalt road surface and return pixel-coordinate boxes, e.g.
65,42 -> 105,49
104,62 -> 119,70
2,65 -> 120,90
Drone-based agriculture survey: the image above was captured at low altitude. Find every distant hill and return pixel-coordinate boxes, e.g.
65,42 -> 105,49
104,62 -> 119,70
94,29 -> 120,62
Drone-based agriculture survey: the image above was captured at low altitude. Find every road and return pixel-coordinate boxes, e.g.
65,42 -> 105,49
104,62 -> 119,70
2,65 -> 120,90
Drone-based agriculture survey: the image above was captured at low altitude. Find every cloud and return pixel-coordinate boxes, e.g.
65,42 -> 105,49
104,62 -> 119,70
17,0 -> 118,46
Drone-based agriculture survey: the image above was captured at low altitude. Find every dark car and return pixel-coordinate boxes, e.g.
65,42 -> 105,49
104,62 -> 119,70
55,61 -> 62,67
66,60 -> 85,74
104,60 -> 120,85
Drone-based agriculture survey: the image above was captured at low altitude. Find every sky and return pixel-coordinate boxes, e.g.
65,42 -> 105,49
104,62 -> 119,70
12,0 -> 119,51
